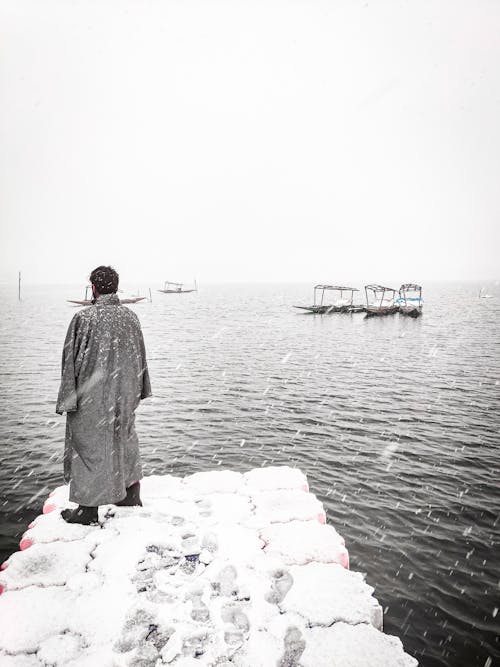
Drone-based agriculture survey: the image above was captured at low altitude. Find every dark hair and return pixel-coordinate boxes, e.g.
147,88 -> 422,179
89,266 -> 119,294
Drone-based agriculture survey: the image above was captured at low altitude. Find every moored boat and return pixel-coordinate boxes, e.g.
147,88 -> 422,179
158,280 -> 197,294
364,284 -> 399,317
294,285 -> 364,314
67,286 -> 146,306
479,287 -> 493,299
396,284 -> 423,317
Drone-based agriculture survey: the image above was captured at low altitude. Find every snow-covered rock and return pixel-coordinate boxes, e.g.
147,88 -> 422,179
261,519 -> 349,567
0,466 -> 417,666
281,562 -> 383,629
301,623 -> 418,666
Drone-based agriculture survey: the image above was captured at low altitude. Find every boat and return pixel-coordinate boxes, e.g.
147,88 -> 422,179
364,284 -> 399,317
479,287 -> 493,299
396,284 -> 423,317
67,286 -> 146,306
158,280 -> 197,294
294,285 -> 364,314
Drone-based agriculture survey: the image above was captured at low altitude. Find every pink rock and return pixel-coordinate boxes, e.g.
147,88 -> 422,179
301,483 -> 309,492
339,549 -> 350,570
317,512 -> 326,524
28,521 -> 36,529
0,561 -> 8,571
20,537 -> 33,551
43,502 -> 56,514
0,584 -> 4,595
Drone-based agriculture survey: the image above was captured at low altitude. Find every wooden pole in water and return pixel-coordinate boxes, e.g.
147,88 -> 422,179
149,288 -> 152,303
18,271 -> 21,300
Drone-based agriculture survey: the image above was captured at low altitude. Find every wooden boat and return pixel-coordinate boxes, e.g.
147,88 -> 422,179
158,280 -> 197,294
397,284 -> 423,317
294,285 -> 364,314
67,286 -> 146,306
479,287 -> 493,299
364,284 -> 399,317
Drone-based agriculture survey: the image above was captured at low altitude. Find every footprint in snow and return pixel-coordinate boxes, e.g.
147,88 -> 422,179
265,567 -> 293,604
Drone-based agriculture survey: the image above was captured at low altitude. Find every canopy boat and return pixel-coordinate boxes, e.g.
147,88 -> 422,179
67,286 -> 146,306
158,280 -> 197,294
294,285 -> 363,314
364,284 -> 399,317
479,287 -> 493,299
396,283 -> 423,317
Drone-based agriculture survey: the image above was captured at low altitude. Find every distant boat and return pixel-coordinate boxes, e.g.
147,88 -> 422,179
479,287 -> 493,299
67,286 -> 146,306
364,284 -> 399,317
294,285 -> 364,314
396,284 -> 423,317
158,280 -> 197,294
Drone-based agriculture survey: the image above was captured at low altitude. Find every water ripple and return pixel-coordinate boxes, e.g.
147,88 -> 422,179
0,282 -> 499,666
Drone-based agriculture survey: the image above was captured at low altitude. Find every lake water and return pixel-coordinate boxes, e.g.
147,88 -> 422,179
0,282 -> 499,666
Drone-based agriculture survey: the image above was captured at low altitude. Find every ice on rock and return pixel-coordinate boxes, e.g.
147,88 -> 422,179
281,562 -> 383,629
0,541 -> 92,591
64,646 -> 115,667
231,628 -> 283,666
20,510 -> 97,546
0,655 -> 41,667
38,631 -> 85,664
249,489 -> 325,526
140,474 -> 185,500
204,525 -> 264,564
196,492 -> 254,524
43,484 -> 70,512
261,520 -> 348,567
89,522 -> 183,584
66,584 -> 131,647
243,466 -> 308,492
0,586 -> 74,654
66,571 -> 102,594
300,623 -> 419,667
183,470 -> 245,495
0,467 -> 416,667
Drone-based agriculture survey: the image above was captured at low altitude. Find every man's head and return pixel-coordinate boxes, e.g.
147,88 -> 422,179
89,266 -> 119,295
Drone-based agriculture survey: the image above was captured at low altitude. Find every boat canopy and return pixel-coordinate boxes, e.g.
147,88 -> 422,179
314,285 -> 359,291
397,283 -> 423,306
313,285 -> 359,307
364,284 -> 397,294
364,284 -> 398,308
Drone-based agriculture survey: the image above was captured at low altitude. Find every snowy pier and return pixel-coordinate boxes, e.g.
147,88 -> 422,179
0,467 -> 417,666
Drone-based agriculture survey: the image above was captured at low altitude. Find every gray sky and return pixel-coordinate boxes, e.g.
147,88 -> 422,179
1,0 -> 499,285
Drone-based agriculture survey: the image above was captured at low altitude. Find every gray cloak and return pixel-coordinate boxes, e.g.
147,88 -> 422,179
56,293 -> 152,506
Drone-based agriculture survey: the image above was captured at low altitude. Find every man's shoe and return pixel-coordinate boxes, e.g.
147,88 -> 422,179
116,482 -> 142,507
61,505 -> 98,525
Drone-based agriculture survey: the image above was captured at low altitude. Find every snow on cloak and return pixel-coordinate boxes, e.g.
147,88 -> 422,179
56,293 -> 152,506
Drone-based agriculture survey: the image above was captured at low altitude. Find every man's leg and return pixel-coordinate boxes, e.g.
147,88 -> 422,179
116,482 -> 142,507
61,505 -> 98,525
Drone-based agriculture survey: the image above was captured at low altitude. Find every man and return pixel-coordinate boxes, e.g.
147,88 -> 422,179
56,265 -> 152,525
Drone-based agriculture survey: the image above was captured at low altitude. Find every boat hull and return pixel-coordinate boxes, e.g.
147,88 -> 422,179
294,305 -> 354,314
399,306 -> 422,318
365,305 -> 399,317
67,297 -> 146,306
158,289 -> 196,294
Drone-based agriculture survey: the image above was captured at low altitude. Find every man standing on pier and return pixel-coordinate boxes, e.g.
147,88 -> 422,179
56,265 -> 152,525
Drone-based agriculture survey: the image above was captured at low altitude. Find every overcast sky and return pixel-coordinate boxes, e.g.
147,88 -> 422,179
1,0 -> 499,286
